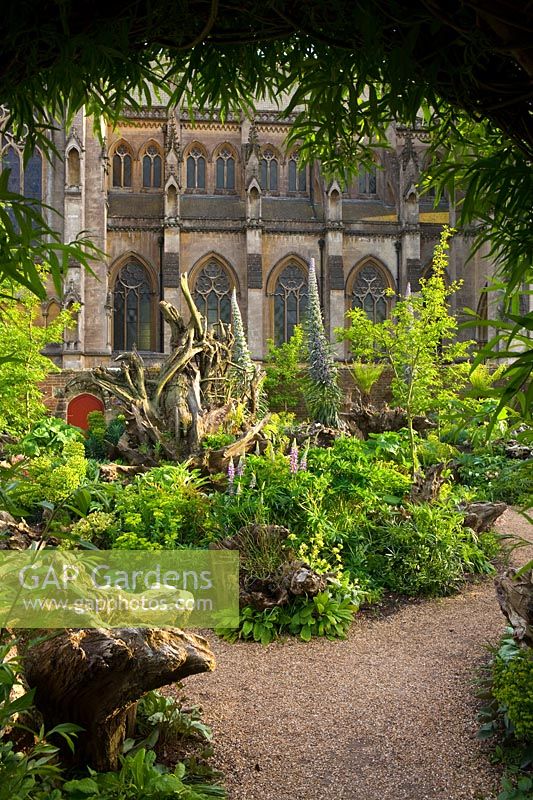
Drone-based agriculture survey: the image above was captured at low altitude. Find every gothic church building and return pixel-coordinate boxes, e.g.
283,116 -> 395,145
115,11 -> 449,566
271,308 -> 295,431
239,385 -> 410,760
6,101 -> 494,419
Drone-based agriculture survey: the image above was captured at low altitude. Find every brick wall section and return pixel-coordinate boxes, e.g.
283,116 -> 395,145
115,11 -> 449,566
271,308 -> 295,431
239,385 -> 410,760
40,372 -> 72,417
41,364 -> 395,424
268,365 -> 394,420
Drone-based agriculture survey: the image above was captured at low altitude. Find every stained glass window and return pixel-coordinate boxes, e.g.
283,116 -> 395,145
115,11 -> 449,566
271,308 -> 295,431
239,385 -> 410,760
186,148 -> 206,189
288,156 -> 306,192
193,261 -> 232,327
351,264 -> 390,322
142,145 -> 162,188
215,148 -> 235,190
113,262 -> 153,351
260,149 -> 278,192
3,146 -> 20,193
273,264 -> 308,345
24,151 -> 42,200
112,144 -> 132,188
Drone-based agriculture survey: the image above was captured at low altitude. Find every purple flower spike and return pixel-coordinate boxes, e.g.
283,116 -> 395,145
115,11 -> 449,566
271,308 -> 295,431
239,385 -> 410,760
227,457 -> 235,483
236,455 -> 245,477
290,439 -> 299,474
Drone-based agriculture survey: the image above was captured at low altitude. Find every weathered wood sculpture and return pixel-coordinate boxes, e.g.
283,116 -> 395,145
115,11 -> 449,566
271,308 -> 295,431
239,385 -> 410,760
23,627 -> 215,770
91,273 -> 263,459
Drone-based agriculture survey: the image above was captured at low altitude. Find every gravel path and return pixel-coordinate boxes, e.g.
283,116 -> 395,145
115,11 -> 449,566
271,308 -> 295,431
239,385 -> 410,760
185,509 -> 533,800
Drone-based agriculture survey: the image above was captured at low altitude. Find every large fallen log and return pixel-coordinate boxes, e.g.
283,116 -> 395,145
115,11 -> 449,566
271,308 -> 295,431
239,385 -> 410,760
23,627 -> 215,771
495,567 -> 533,647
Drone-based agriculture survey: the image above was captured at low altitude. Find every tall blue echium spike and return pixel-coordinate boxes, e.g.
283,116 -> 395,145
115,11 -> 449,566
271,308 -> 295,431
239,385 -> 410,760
231,287 -> 254,381
303,258 -> 341,427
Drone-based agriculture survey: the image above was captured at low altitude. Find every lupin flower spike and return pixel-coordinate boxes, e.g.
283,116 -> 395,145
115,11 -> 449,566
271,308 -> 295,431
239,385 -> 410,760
290,438 -> 299,474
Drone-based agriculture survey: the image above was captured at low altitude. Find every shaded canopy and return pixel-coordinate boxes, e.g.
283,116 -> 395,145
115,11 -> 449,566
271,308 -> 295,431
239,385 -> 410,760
1,1 -> 531,156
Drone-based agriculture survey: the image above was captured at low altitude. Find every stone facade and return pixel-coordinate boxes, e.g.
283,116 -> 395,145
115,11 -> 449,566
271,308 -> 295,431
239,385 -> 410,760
38,104 -> 495,382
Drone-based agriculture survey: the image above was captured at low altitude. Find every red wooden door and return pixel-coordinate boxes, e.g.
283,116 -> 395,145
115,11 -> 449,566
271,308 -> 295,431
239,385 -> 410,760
67,393 -> 104,430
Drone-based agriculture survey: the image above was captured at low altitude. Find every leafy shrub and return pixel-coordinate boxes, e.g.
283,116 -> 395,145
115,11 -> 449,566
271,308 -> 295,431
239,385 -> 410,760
69,511 -> 117,548
84,410 -> 107,460
15,439 -> 88,512
111,463 -> 209,549
457,452 -> 533,506
493,646 -> 533,739
84,412 -> 126,461
0,636 -> 80,800
136,690 -> 212,747
350,361 -> 384,398
219,587 -> 358,645
477,630 -> 533,800
361,502 -> 495,596
62,748 -> 225,799
201,431 -> 235,451
264,326 -> 305,411
16,416 -> 84,457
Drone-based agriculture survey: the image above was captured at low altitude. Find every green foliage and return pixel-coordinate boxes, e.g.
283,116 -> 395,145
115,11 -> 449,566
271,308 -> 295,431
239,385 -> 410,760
0,170 -> 101,299
236,524 -> 290,582
84,411 -> 107,460
69,511 -> 117,548
303,261 -> 341,427
15,439 -> 88,511
0,636 -> 81,800
136,690 -> 213,748
477,630 -> 533,800
264,326 -> 305,411
350,361 -> 385,398
0,281 -> 77,437
16,417 -> 85,457
111,464 -> 209,549
442,396 -> 519,449
200,431 -> 236,451
361,502 -> 496,596
456,453 -> 533,507
493,648 -> 533,740
84,412 -> 126,461
468,364 -> 507,395
62,748 -> 225,800
219,587 -> 357,645
337,228 -> 472,470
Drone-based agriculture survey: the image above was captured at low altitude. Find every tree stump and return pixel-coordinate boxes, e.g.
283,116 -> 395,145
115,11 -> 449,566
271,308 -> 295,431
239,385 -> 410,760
23,627 -> 215,771
462,502 -> 507,532
495,567 -> 533,647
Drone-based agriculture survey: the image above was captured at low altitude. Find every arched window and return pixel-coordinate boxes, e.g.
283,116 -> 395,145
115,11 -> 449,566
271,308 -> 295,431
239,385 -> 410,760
215,147 -> 235,190
3,146 -> 20,193
260,149 -> 278,192
112,144 -> 132,188
186,147 -> 206,189
24,151 -> 42,201
350,262 -> 391,323
67,148 -> 81,187
113,261 -> 154,351
358,166 -> 377,195
2,146 -> 42,202
142,145 -> 162,188
273,263 -> 308,345
288,155 -> 306,193
192,260 -> 232,327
